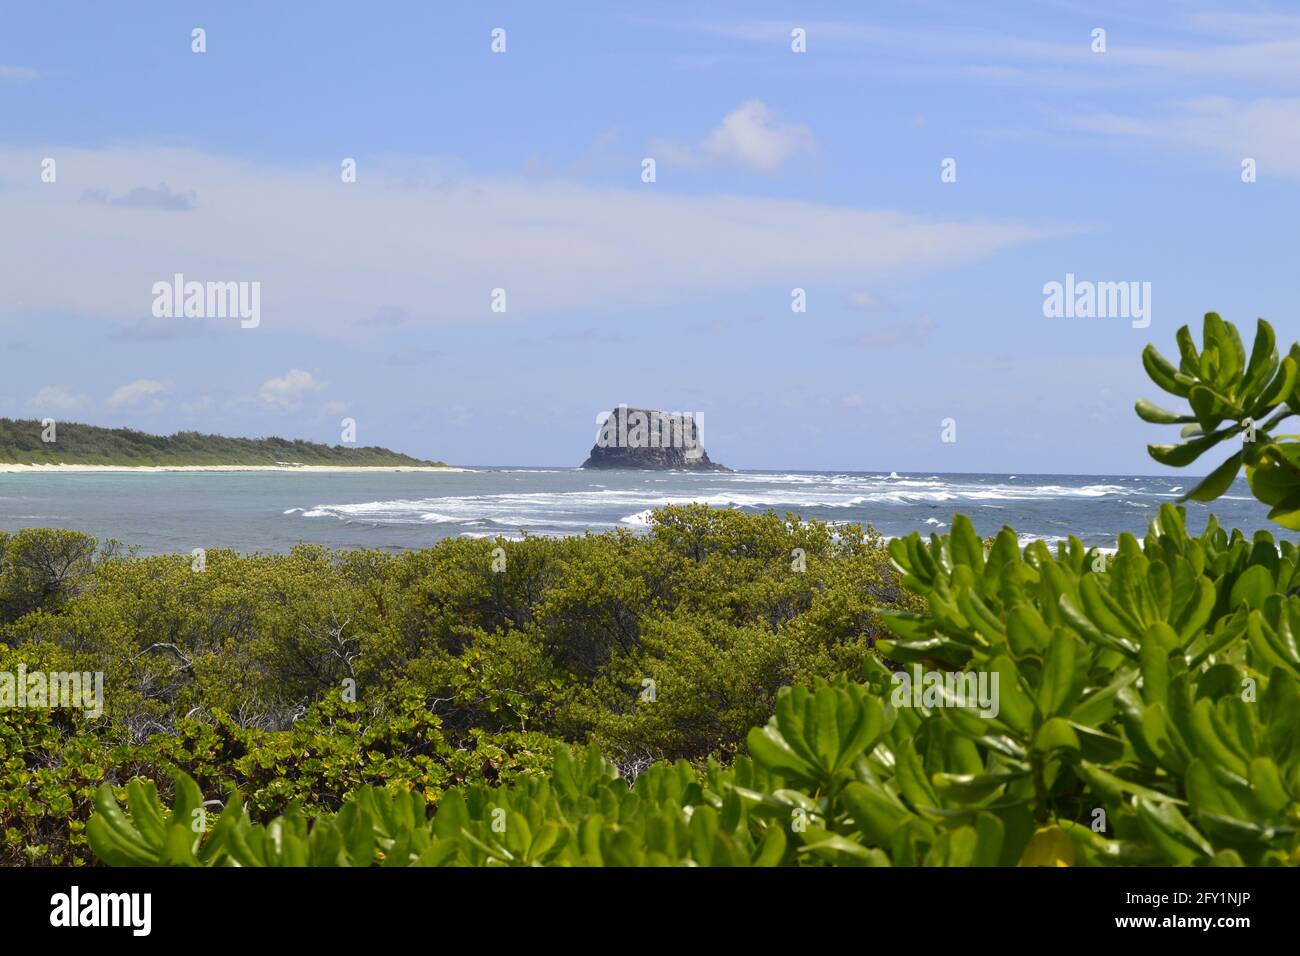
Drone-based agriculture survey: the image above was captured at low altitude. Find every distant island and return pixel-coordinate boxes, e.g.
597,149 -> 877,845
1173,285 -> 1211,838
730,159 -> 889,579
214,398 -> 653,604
581,405 -> 731,471
0,418 -> 449,469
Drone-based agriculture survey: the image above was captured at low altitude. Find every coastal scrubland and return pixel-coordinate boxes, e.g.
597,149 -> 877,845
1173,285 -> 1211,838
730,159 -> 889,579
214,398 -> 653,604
0,508 -> 908,864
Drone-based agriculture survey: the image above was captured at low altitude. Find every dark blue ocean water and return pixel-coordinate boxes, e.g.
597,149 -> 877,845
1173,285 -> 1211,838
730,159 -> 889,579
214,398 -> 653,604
0,469 -> 1287,556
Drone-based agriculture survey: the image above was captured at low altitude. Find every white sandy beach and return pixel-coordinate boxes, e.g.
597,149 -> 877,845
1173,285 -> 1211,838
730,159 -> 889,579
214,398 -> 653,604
0,463 -> 471,474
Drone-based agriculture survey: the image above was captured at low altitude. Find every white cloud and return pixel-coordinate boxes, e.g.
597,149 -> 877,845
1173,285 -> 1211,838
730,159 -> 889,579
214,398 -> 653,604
29,385 -> 85,412
1169,98 -> 1300,175
1060,112 -> 1159,138
108,378 -> 168,408
857,318 -> 935,348
0,65 -> 37,82
654,100 -> 814,173
1065,97 -> 1300,180
847,291 -> 894,313
0,146 -> 1062,334
84,183 -> 198,211
260,370 -> 324,408
321,400 -> 349,415
675,17 -> 1300,84
1181,12 -> 1300,42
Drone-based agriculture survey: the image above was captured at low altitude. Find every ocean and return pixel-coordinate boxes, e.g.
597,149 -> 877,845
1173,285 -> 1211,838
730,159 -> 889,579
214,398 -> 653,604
0,469 -> 1288,556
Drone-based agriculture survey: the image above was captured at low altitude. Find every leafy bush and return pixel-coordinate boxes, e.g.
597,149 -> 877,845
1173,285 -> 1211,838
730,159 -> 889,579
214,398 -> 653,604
0,648 -> 556,866
876,505 -> 1300,865
0,528 -> 101,623
1138,315 -> 1300,526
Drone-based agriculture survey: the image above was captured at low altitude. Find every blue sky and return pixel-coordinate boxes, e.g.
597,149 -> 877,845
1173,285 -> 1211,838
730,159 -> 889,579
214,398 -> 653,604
1,1 -> 1296,471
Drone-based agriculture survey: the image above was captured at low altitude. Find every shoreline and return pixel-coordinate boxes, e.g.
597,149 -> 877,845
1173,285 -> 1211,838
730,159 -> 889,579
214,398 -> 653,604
0,463 -> 471,474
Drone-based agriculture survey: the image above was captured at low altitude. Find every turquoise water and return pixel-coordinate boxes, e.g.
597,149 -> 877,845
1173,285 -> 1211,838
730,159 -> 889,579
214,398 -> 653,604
0,469 -> 1285,555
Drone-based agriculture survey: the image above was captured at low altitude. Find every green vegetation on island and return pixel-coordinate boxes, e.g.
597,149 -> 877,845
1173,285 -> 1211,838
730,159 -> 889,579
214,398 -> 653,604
2,314 -> 1299,867
0,418 -> 444,467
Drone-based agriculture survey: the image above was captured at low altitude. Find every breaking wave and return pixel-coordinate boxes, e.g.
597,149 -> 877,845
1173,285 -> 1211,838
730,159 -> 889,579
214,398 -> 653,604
286,470 -> 1238,545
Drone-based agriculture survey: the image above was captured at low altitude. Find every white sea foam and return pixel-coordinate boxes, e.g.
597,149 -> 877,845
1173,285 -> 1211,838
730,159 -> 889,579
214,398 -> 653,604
419,512 -> 460,523
1016,533 -> 1069,547
297,478 -> 1140,525
286,469 -> 1230,544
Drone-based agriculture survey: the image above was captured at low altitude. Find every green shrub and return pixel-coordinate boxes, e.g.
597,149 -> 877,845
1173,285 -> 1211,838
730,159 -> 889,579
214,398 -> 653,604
1138,315 -> 1300,526
875,505 -> 1300,865
0,663 -> 557,865
0,528 -> 100,623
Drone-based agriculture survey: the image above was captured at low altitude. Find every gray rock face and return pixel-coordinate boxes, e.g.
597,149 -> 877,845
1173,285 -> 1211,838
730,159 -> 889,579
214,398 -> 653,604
581,405 -> 731,471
